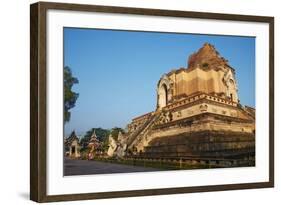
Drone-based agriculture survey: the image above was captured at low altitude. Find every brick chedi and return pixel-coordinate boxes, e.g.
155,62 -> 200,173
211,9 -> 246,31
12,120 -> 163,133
188,43 -> 230,71
111,43 -> 255,167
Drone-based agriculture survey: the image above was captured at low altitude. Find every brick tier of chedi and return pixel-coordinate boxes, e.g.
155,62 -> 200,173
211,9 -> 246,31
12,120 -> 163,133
108,43 -> 255,167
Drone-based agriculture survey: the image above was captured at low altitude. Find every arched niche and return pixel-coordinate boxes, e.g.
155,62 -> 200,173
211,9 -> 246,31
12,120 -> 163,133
157,75 -> 172,110
158,84 -> 168,109
223,69 -> 238,103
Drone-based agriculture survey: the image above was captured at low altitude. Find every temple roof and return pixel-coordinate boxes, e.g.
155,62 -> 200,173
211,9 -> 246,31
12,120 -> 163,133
88,130 -> 100,145
187,43 -> 232,71
65,131 -> 79,145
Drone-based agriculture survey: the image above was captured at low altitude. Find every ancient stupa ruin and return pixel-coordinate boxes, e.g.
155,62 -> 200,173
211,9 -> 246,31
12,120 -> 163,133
109,43 -> 255,167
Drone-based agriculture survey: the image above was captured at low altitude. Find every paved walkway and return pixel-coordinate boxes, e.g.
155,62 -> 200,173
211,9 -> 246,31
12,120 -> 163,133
64,158 -> 160,176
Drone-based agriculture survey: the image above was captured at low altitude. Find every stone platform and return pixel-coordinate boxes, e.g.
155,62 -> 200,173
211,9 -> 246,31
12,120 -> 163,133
134,130 -> 255,167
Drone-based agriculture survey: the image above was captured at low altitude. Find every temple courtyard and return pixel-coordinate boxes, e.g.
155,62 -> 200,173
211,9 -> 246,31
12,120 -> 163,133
64,158 -> 160,176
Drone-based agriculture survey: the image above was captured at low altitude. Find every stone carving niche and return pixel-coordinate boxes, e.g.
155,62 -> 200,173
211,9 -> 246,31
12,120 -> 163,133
157,75 -> 172,110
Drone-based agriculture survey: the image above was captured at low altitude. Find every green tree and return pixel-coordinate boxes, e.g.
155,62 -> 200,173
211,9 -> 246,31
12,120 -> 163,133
110,127 -> 125,140
64,66 -> 79,123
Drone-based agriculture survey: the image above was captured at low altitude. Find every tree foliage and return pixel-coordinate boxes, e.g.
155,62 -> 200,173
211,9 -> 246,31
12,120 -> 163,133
64,66 -> 79,123
79,127 -> 125,152
110,127 -> 125,140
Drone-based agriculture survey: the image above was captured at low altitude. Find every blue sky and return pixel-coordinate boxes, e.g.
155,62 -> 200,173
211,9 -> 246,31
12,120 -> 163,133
64,28 -> 255,136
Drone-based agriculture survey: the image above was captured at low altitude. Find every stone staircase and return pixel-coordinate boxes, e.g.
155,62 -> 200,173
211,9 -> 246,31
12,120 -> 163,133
127,111 -> 162,151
